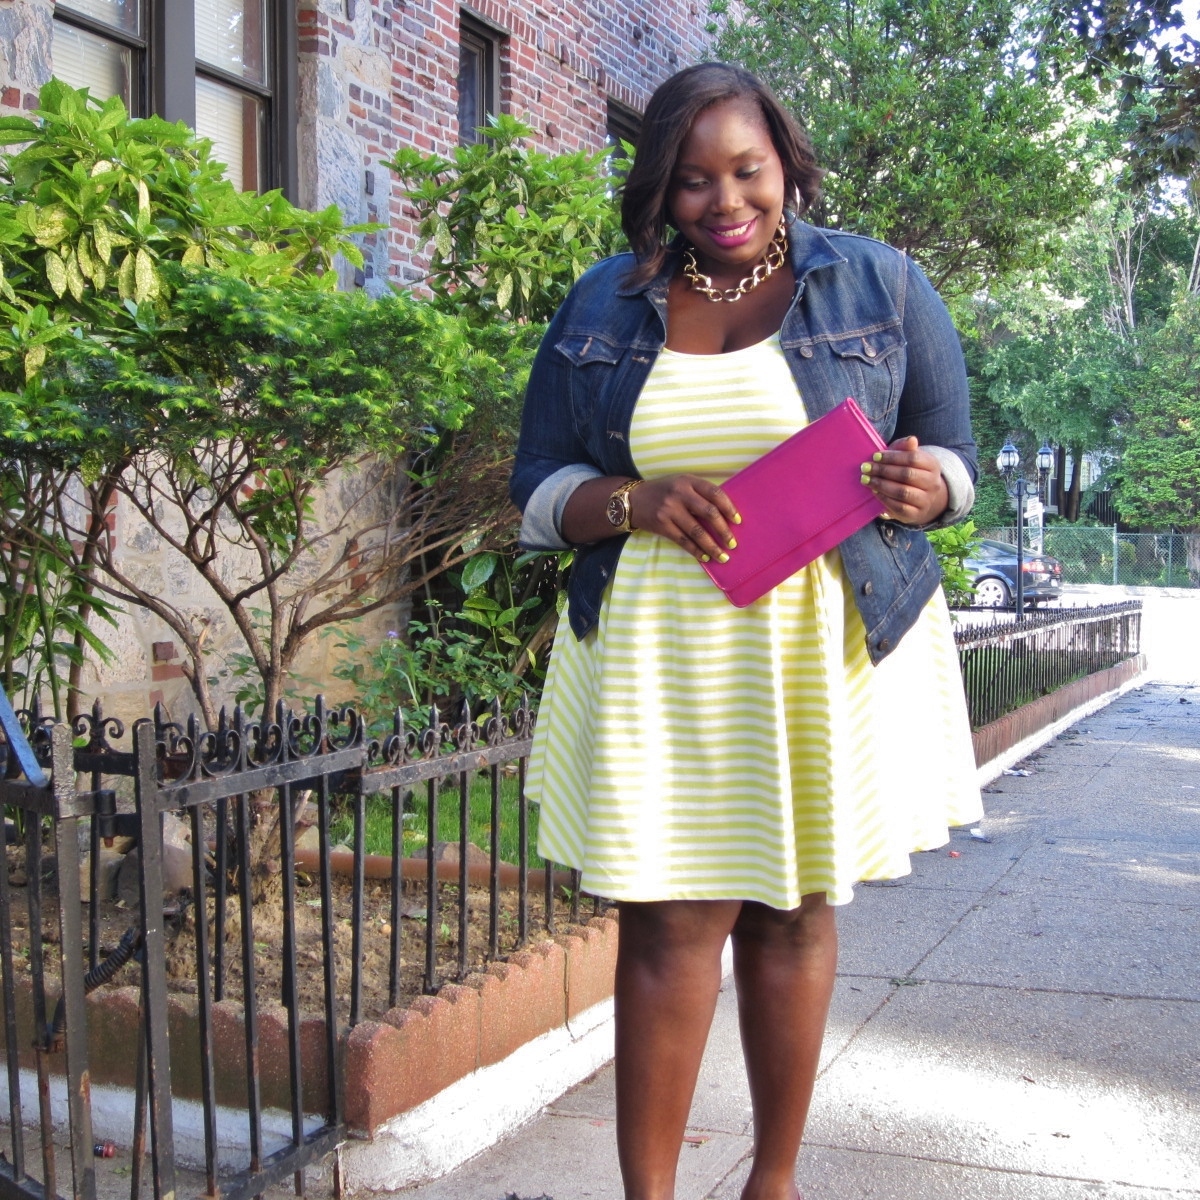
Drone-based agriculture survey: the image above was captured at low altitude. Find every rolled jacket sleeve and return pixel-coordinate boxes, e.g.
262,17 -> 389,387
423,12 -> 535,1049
517,462 -> 605,550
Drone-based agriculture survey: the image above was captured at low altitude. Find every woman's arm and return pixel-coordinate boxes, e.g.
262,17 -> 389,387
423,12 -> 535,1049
561,475 -> 740,563
861,258 -> 976,527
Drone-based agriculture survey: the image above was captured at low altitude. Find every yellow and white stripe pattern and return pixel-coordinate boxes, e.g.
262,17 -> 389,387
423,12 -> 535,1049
528,335 -> 981,907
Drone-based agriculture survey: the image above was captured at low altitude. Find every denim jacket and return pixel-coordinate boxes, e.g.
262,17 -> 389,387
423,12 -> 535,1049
509,218 -> 977,663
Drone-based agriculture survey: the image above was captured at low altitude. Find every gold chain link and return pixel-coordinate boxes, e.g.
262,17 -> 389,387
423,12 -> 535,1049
682,218 -> 789,303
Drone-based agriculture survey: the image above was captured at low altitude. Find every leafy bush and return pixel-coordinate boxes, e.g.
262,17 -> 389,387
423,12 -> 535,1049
389,113 -> 626,325
928,519 -> 981,608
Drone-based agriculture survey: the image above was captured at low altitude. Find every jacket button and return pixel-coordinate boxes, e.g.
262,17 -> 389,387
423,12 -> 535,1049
864,343 -> 876,358
882,525 -> 896,543
878,638 -> 891,653
862,580 -> 874,596
799,345 -> 814,358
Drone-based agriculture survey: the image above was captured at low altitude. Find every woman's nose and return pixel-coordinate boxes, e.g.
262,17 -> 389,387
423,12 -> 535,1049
709,177 -> 741,213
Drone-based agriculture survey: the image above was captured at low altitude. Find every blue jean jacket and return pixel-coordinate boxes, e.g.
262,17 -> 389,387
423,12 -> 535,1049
509,218 -> 977,663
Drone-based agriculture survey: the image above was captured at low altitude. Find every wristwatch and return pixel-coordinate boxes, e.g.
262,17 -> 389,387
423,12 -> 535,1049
606,478 -> 643,533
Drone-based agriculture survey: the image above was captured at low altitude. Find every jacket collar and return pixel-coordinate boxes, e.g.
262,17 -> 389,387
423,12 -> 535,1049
614,215 -> 846,300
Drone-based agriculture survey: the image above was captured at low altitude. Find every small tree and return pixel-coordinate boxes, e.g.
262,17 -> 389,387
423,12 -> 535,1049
0,81 -> 524,723
1114,292 -> 1200,574
0,80 -> 362,716
388,113 -> 626,326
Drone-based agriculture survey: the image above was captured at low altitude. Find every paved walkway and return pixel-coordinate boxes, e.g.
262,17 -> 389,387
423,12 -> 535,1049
399,670 -> 1200,1199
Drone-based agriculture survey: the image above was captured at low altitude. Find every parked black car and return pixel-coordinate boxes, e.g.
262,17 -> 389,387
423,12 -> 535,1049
965,539 -> 1063,608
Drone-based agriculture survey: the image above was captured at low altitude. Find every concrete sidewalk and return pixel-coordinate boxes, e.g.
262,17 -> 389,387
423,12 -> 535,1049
398,678 -> 1200,1199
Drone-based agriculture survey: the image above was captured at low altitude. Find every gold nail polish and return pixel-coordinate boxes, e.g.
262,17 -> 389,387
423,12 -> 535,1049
860,474 -> 871,486
859,462 -> 872,473
733,513 -> 743,525
728,538 -> 738,549
872,451 -> 883,463
718,552 -> 730,564
700,554 -> 711,563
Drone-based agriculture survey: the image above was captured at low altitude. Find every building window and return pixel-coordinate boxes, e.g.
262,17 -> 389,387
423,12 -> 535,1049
53,0 -> 146,114
457,13 -> 499,146
51,0 -> 297,197
606,98 -> 641,153
194,0 -> 268,191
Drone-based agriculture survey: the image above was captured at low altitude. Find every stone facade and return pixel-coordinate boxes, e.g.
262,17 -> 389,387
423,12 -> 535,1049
0,0 -> 717,722
0,0 -> 53,114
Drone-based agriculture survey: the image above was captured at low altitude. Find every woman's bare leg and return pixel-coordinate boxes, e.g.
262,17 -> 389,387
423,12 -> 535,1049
732,895 -> 837,1200
615,899 -> 743,1200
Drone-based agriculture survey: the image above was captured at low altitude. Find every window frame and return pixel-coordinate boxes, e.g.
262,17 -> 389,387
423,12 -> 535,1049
52,0 -> 297,197
53,0 -> 150,115
457,11 -> 500,146
605,98 -> 642,153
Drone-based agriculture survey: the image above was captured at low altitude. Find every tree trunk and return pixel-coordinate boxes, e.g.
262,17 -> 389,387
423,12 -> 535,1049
1186,532 -> 1200,581
1065,445 -> 1083,522
1054,445 -> 1067,515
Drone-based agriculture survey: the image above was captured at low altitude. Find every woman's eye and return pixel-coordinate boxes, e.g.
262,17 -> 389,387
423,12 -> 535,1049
677,179 -> 706,191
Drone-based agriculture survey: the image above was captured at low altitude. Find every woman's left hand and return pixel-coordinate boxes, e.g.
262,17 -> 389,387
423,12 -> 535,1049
860,436 -> 948,526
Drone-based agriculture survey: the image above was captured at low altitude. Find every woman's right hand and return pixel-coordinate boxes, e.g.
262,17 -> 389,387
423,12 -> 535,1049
630,475 -> 741,564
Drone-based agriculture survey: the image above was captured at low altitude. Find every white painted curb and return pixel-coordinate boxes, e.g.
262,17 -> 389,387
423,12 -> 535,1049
11,1066 -> 322,1169
340,937 -> 735,1194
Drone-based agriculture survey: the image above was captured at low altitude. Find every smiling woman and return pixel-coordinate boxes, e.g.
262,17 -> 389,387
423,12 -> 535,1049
509,62 -> 983,1200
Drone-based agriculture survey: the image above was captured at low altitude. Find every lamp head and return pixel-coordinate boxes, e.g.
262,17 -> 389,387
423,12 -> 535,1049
997,441 -> 1019,477
1036,443 -> 1054,476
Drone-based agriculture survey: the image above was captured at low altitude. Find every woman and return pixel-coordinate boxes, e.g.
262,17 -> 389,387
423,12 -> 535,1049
509,63 -> 982,1200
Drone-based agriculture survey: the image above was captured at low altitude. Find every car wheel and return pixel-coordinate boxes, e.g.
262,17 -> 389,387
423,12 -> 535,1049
974,576 -> 1011,608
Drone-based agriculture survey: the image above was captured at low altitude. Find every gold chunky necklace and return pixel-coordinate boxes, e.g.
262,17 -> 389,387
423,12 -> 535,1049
682,217 -> 789,303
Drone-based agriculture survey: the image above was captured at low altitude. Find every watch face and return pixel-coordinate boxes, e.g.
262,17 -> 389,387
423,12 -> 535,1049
607,495 -> 627,527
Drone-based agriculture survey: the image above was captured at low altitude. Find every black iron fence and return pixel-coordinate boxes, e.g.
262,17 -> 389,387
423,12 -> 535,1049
954,601 -> 1142,727
0,600 -> 1145,1200
0,690 -> 598,1200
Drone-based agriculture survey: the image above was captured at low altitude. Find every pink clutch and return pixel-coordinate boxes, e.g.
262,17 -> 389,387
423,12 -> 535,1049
701,397 -> 888,606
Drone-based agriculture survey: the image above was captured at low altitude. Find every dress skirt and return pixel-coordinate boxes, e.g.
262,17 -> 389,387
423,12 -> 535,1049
526,334 -> 982,907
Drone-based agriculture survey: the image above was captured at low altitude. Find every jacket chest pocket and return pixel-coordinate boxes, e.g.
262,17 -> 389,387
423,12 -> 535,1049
556,332 -> 630,444
827,328 -> 904,425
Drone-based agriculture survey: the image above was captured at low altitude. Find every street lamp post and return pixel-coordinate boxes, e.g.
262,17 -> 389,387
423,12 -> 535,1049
997,441 -> 1054,621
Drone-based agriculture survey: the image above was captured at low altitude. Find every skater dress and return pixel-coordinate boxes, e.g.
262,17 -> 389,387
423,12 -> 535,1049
526,334 -> 982,907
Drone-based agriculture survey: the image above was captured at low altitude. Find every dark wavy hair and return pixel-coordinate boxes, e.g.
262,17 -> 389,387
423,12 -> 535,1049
620,63 -> 824,287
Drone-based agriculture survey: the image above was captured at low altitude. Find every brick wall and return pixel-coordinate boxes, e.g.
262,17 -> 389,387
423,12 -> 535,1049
299,0 -> 717,290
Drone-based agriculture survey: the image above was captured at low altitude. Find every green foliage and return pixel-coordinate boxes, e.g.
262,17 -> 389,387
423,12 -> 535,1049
0,81 -> 522,722
0,80 -> 360,451
0,466 -> 120,715
712,0 -> 1103,293
1054,0 -> 1198,185
328,775 -> 543,868
329,602 -> 525,736
388,113 -> 626,324
1114,292 -> 1200,530
70,268 -> 482,474
928,519 -> 982,608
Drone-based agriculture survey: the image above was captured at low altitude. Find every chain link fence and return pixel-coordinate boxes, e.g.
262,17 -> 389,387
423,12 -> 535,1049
981,527 -> 1200,589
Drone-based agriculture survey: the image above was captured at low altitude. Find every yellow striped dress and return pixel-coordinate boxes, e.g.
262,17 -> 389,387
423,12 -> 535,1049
527,334 -> 982,907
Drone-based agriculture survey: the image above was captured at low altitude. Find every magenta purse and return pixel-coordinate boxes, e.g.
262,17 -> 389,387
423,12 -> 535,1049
700,397 -> 889,606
